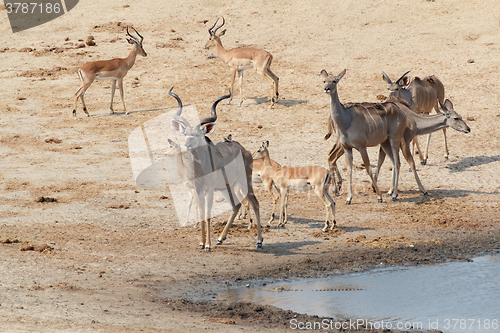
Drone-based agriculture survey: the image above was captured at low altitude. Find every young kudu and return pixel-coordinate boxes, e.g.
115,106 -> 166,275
252,141 -> 336,232
382,71 -> 446,164
373,98 -> 471,196
169,89 -> 263,251
73,27 -> 147,116
325,98 -> 470,198
321,69 -> 407,203
204,17 -> 279,107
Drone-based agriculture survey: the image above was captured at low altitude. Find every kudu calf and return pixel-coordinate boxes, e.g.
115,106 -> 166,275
169,89 -> 263,251
382,71 -> 446,164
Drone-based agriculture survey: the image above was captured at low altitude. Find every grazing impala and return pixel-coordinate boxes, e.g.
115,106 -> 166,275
204,17 -> 279,107
169,88 -> 263,251
252,141 -> 336,232
382,71 -> 446,164
73,26 -> 147,117
321,69 -> 407,203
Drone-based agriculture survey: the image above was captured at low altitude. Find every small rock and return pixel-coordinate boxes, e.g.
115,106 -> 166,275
20,245 -> 35,251
467,59 -> 475,63
466,116 -> 475,121
76,43 -> 86,49
86,36 -> 96,46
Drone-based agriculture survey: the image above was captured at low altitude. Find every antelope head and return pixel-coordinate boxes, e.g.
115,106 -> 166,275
169,88 -> 231,150
382,70 -> 411,94
127,26 -> 147,57
438,99 -> 471,134
320,69 -> 347,95
204,17 -> 226,49
252,141 -> 270,160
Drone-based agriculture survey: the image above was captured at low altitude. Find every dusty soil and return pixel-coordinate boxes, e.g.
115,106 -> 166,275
1,0 -> 499,332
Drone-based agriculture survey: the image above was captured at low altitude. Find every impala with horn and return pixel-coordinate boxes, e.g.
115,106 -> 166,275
205,17 -> 279,107
169,88 -> 263,252
382,71 -> 446,164
73,26 -> 147,117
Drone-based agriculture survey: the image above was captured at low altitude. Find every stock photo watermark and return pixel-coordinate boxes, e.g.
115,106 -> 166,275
128,104 -> 248,227
4,0 -> 79,33
290,318 -> 499,331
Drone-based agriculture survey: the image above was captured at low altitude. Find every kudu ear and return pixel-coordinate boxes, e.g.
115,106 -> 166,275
167,138 -> 175,147
320,69 -> 329,79
443,99 -> 454,111
263,140 -> 269,149
382,71 -> 392,85
400,75 -> 411,86
170,119 -> 187,134
337,69 -> 347,80
202,122 -> 216,135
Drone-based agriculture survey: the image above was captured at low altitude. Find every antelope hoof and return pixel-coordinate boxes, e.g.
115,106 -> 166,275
378,198 -> 383,203
444,155 -> 449,160
408,168 -> 413,172
421,160 -> 427,165
345,200 -> 351,205
198,245 -> 205,250
331,220 -> 337,229
205,247 -> 211,252
72,109 -> 76,116
257,241 -> 262,249
216,239 -> 223,245
391,196 -> 397,202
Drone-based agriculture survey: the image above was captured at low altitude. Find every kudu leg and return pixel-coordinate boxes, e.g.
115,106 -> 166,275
246,191 -> 263,248
442,128 -> 449,160
401,140 -> 427,195
344,148 -> 354,205
358,148 -> 383,203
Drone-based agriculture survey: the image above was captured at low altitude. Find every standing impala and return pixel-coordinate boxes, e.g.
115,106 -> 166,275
169,88 -> 263,252
73,26 -> 146,117
204,17 -> 279,107
252,141 -> 336,232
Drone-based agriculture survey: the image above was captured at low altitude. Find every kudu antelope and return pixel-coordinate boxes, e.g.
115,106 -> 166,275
373,98 -> 471,195
73,26 -> 147,117
169,88 -> 263,251
321,69 -> 408,203
205,17 -> 279,107
382,71 -> 446,164
168,139 -> 198,226
252,141 -> 336,232
325,98 -> 470,198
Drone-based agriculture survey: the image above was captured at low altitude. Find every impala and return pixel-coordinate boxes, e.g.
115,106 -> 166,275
321,69 -> 407,203
252,141 -> 336,232
205,17 -> 279,107
237,154 -> 282,229
382,71 -> 446,164
169,88 -> 263,251
73,26 -> 147,117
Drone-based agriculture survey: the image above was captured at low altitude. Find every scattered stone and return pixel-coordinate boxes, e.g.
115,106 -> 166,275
37,244 -> 53,253
466,116 -> 475,121
45,138 -> 62,144
20,245 -> 35,251
76,43 -> 86,49
17,97 -> 26,100
86,36 -> 96,46
36,196 -> 58,203
467,59 -> 475,63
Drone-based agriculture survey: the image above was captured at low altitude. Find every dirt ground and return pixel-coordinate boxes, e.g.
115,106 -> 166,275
1,0 -> 500,332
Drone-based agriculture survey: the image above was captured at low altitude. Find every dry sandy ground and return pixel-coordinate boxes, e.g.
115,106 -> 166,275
1,0 -> 500,332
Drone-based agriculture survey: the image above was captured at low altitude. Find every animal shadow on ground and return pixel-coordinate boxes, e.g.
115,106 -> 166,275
91,106 -> 171,117
444,155 -> 500,173
247,96 -> 308,107
241,240 -> 324,256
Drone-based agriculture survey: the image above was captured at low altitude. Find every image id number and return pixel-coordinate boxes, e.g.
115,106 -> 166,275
6,2 -> 61,14
443,319 -> 498,330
